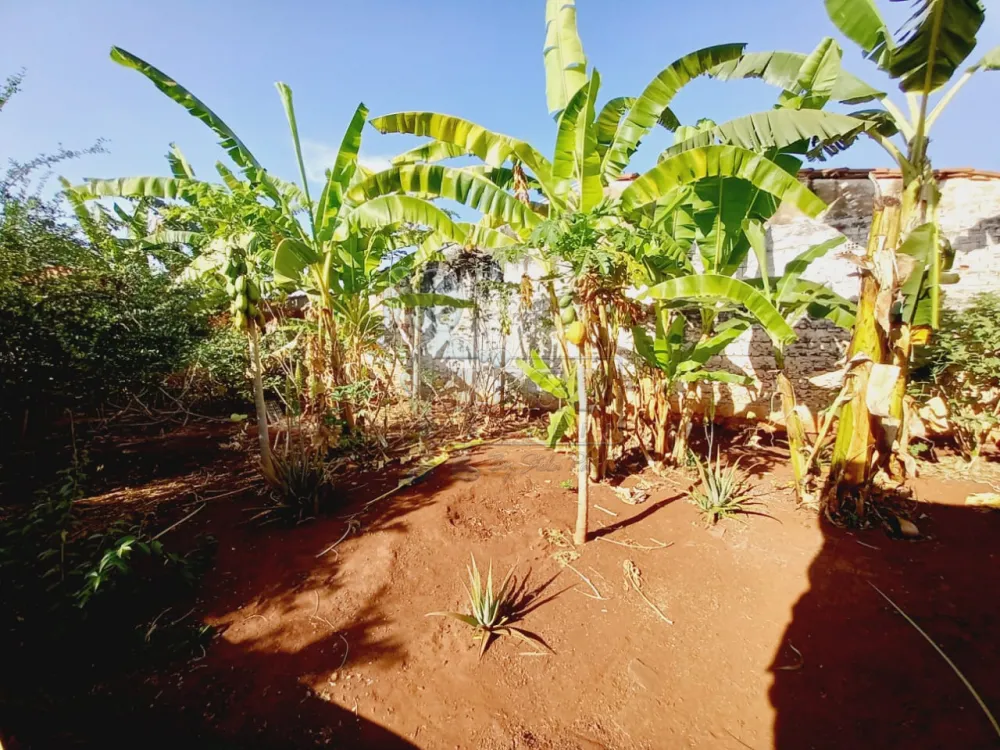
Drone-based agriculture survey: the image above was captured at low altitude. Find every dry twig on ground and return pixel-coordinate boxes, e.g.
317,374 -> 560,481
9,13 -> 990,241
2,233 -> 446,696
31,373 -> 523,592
623,560 -> 672,624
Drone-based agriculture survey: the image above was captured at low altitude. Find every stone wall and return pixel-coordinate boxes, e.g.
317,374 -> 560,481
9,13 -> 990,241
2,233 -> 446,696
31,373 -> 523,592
718,169 -> 1000,418
403,170 -> 1000,419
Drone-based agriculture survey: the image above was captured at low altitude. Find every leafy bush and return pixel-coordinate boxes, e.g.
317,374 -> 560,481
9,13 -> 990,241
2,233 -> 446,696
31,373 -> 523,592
0,452 -> 200,629
0,194 -> 210,433
0,448 -> 216,742
913,293 -> 1000,461
180,323 -> 252,406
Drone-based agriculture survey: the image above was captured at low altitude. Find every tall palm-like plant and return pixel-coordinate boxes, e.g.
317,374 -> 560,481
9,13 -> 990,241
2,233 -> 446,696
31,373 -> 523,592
741,235 -> 856,502
628,47 -> 867,472
74,47 -> 474,465
815,0 -> 1000,509
350,0 -> 862,542
74,155 -> 287,480
659,14 -> 994,507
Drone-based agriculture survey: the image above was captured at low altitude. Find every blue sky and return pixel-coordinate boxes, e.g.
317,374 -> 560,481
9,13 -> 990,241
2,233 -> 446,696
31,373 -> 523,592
2,0 -> 999,197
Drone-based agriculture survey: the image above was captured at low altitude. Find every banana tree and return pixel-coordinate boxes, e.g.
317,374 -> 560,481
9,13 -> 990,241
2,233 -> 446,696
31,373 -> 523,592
75,47 -> 473,459
349,0 -> 847,542
742,233 -> 856,502
621,123 -> 834,465
73,158 -> 288,481
814,0 -> 1000,507
700,6 -> 998,503
631,312 -> 752,465
354,36 -> 838,391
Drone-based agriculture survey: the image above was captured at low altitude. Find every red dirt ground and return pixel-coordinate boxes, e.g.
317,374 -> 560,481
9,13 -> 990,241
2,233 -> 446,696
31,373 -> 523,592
8,423 -> 1000,749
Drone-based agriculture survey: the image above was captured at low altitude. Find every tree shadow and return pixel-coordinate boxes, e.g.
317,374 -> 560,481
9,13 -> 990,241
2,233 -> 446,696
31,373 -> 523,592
689,425 -> 791,480
0,436 -> 508,748
0,572 -> 419,750
770,500 -> 1000,749
591,491 -> 687,539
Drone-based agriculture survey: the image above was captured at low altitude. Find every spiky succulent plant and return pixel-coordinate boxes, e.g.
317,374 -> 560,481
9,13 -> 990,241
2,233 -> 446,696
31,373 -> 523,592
428,555 -> 546,659
689,451 -> 755,525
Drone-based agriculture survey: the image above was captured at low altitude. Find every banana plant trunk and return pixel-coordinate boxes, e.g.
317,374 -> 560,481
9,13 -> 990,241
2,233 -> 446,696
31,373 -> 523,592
827,198 -> 901,511
499,334 -> 507,413
670,387 -> 694,467
887,324 -> 913,479
776,368 -> 809,503
773,348 -> 810,503
321,308 -> 356,432
248,318 -> 276,484
886,184 -> 934,480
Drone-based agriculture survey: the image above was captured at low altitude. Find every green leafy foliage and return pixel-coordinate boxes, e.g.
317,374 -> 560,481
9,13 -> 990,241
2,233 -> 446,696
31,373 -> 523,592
547,404 -> 578,448
516,351 -> 572,402
516,351 -> 579,448
912,292 -> 1000,461
887,0 -> 985,92
602,45 -> 746,181
662,109 -> 881,160
0,193 -> 209,432
110,46 -> 262,172
181,325 -> 253,406
708,46 -> 884,103
543,0 -> 588,116
644,274 -> 796,346
621,145 -> 827,218
632,315 -> 751,388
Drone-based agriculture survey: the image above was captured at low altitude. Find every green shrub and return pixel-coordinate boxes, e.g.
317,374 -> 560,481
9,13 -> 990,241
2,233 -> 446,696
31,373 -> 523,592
181,324 -> 252,406
913,292 -> 1000,461
0,453 -> 197,621
0,194 -> 211,433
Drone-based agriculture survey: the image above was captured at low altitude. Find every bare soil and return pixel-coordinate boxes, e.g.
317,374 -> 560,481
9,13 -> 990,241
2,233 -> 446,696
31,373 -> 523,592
4,423 -> 1000,749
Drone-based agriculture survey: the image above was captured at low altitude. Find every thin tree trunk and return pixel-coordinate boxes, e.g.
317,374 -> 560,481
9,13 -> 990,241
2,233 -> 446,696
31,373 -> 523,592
322,308 -> 356,432
592,303 -> 617,480
471,289 -> 479,408
574,339 -> 589,546
887,184 -> 934,479
499,334 -> 507,412
670,392 -> 693,466
411,306 -> 422,411
888,324 -> 913,480
654,382 -> 670,458
248,318 -> 276,484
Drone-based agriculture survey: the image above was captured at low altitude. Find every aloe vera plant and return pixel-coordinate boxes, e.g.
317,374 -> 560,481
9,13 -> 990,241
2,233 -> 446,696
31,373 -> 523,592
427,556 -> 546,659
689,450 -> 756,525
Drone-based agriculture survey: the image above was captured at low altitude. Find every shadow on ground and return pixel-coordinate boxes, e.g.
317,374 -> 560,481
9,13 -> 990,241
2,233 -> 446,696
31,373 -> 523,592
770,499 -> 1000,749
